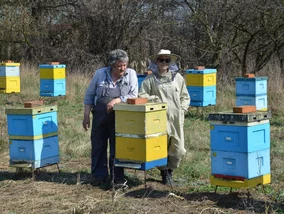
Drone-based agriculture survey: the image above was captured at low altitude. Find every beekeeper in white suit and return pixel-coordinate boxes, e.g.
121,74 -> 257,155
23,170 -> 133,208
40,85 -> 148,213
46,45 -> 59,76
139,49 -> 190,186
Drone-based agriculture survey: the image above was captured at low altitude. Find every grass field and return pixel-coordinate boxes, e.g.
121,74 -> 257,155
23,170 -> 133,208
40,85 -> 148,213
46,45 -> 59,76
1,63 -> 284,213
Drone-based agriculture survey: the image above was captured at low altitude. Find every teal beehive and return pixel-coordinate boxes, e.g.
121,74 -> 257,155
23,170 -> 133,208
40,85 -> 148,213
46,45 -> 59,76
187,85 -> 216,106
40,79 -> 66,97
236,95 -> 267,111
5,105 -> 58,138
211,149 -> 270,179
9,135 -> 60,168
210,120 -> 270,153
236,77 -> 268,96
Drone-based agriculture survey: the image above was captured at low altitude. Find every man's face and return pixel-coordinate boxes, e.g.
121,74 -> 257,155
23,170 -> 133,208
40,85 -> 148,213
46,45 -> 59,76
112,61 -> 127,76
157,56 -> 171,71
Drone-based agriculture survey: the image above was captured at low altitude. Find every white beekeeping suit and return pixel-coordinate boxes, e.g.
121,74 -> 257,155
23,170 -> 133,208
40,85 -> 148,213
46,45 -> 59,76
139,50 -> 190,171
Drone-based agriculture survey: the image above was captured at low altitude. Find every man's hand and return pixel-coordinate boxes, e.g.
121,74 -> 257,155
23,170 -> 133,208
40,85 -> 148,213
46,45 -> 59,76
106,98 -> 121,113
82,116 -> 90,131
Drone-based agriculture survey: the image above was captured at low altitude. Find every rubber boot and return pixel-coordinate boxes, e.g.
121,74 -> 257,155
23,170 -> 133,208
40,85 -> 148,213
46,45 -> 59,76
160,169 -> 175,186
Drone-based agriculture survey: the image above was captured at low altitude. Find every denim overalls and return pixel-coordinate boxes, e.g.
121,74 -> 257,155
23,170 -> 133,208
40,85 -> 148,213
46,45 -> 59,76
91,71 -> 130,181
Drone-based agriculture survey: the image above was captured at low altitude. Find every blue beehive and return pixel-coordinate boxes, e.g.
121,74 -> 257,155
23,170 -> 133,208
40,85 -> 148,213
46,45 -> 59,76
9,135 -> 60,168
187,85 -> 216,106
236,77 -> 268,96
209,110 -> 271,185
40,79 -> 66,97
6,105 -> 58,138
6,105 -> 60,169
137,74 -> 147,89
0,65 -> 20,76
236,95 -> 267,111
211,149 -> 270,179
210,120 -> 270,153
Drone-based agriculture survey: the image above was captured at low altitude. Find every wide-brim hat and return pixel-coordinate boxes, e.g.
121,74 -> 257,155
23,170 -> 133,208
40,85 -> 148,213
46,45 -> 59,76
149,49 -> 181,63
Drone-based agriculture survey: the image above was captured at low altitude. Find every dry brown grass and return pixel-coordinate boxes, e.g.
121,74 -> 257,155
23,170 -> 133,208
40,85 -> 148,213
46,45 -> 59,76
1,62 -> 284,213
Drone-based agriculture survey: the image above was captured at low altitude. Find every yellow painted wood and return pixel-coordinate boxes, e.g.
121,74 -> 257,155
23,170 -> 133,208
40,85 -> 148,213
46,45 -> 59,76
0,76 -> 20,93
114,102 -> 167,112
186,73 -> 216,86
5,105 -> 57,115
9,132 -> 58,140
210,174 -> 271,188
116,134 -> 167,162
115,110 -> 167,135
40,68 -> 66,79
0,63 -> 20,66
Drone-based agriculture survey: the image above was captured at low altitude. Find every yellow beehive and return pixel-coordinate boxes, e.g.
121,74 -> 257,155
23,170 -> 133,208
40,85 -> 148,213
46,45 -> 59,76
186,73 -> 216,86
39,64 -> 66,79
114,102 -> 167,135
210,174 -> 271,188
0,76 -> 20,93
115,134 -> 167,162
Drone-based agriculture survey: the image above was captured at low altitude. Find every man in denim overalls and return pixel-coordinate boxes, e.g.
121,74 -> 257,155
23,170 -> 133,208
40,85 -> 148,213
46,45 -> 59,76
83,49 -> 138,185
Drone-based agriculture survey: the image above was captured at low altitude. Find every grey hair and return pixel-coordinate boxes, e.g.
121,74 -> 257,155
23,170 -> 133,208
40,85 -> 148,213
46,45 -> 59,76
108,49 -> 129,66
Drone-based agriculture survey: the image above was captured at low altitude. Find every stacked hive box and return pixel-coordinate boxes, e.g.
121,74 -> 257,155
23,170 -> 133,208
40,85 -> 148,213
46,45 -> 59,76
208,111 -> 271,188
137,74 -> 147,89
185,67 -> 217,107
39,63 -> 66,97
113,102 -> 168,170
236,76 -> 268,111
5,105 -> 60,169
0,61 -> 21,93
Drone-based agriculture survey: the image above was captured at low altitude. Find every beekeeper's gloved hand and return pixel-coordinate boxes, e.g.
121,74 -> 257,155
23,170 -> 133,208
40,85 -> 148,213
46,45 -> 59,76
148,95 -> 161,103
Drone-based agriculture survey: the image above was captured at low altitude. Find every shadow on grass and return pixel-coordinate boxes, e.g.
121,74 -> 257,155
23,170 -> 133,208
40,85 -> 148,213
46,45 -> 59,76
125,187 -> 170,199
183,191 -> 284,213
124,180 -> 284,213
0,167 -> 143,191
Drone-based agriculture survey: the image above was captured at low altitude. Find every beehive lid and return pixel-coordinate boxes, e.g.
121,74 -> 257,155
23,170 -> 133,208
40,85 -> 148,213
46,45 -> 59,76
235,76 -> 268,81
114,102 -> 167,112
208,111 -> 271,122
5,105 -> 57,115
185,68 -> 217,74
0,62 -> 20,66
39,64 -> 66,68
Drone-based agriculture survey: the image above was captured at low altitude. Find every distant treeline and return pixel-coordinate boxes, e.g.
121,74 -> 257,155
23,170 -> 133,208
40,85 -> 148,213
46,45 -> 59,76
0,0 -> 284,80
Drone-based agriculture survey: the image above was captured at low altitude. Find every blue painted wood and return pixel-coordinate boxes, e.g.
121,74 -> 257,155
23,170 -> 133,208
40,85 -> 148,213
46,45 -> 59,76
211,149 -> 270,179
236,77 -> 268,96
210,121 -> 270,153
40,79 -> 66,97
7,111 -> 58,137
9,136 -> 60,169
